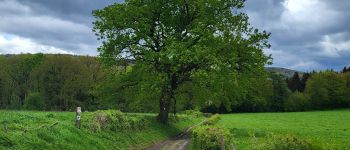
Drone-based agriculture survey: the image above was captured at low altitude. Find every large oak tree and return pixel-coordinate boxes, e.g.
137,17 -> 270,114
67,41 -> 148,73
93,0 -> 271,123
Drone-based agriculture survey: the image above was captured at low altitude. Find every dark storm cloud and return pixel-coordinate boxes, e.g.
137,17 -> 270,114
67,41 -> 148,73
0,0 -> 349,70
0,0 -> 121,55
244,0 -> 350,71
17,0 -> 114,24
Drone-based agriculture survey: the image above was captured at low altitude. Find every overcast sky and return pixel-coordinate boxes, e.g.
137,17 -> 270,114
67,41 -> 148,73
0,0 -> 349,71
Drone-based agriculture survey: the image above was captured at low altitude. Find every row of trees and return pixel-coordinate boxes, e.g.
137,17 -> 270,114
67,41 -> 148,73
301,71 -> 350,110
95,68 -> 350,114
342,66 -> 350,73
1,54 -> 349,113
286,66 -> 350,93
96,67 -> 350,114
0,54 -> 107,111
233,71 -> 350,112
0,54 -> 285,113
285,70 -> 350,110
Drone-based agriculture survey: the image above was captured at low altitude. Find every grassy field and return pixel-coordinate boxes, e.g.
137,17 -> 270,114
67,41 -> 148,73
1,110 -> 350,149
0,110 -> 203,149
216,109 -> 350,149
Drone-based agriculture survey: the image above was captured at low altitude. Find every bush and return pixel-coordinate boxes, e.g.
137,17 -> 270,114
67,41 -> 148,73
84,110 -> 149,132
23,92 -> 45,110
230,128 -> 267,138
254,134 -> 322,150
181,110 -> 203,117
203,113 -> 213,118
202,114 -> 220,125
192,126 -> 234,150
284,92 -> 310,112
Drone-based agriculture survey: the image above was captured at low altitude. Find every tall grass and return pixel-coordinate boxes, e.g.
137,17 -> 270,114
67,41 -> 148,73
0,110 -> 203,149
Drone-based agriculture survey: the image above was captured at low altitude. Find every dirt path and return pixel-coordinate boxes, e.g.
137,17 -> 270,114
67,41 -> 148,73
145,120 -> 206,150
145,130 -> 191,150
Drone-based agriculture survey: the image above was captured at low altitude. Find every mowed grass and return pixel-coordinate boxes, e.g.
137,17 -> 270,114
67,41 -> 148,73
217,109 -> 350,149
0,110 -> 203,150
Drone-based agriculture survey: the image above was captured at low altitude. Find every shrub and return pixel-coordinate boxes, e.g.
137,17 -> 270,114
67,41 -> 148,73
254,134 -> 322,150
230,128 -> 267,138
23,92 -> 45,110
284,92 -> 310,112
84,110 -> 149,132
192,126 -> 234,150
202,114 -> 220,125
181,110 -> 203,117
203,113 -> 213,118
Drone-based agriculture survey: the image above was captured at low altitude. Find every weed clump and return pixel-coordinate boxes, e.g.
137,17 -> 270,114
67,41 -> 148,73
181,110 -> 203,118
202,114 -> 220,125
253,134 -> 322,150
192,125 -> 234,150
84,110 -> 149,132
45,114 -> 54,118
0,134 -> 14,148
191,114 -> 236,149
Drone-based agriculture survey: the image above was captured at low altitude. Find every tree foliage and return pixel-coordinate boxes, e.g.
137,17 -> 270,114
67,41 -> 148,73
300,73 -> 310,92
306,71 -> 349,109
284,92 -> 309,112
287,72 -> 301,92
0,54 -> 107,111
93,0 -> 271,123
0,54 -> 349,112
270,74 -> 290,111
23,92 -> 45,110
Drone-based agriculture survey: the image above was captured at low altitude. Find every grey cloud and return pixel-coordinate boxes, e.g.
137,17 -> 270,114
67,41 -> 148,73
0,0 -> 349,71
16,0 -> 117,24
245,0 -> 350,71
0,0 -> 121,55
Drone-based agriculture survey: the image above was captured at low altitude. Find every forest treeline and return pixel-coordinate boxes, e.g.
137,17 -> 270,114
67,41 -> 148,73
204,69 -> 350,113
0,54 -> 108,111
0,54 -> 349,112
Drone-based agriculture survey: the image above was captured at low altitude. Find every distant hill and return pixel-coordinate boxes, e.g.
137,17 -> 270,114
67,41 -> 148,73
265,67 -> 304,78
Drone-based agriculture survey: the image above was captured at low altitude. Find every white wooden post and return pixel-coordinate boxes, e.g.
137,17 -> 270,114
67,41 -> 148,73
76,107 -> 81,129
3,121 -> 8,133
220,136 -> 225,150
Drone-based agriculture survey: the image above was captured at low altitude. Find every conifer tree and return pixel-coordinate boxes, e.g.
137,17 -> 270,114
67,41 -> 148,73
287,72 -> 301,92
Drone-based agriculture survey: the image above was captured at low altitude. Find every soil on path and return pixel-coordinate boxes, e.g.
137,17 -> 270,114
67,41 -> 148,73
145,119 -> 207,150
145,129 -> 192,150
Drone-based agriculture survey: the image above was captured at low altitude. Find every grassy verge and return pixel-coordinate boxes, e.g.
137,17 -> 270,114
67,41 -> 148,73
0,110 -> 204,149
216,109 -> 350,149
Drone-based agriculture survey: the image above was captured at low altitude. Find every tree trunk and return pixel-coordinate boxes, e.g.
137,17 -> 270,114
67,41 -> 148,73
171,74 -> 177,116
158,85 -> 172,124
158,74 -> 178,124
158,89 -> 171,124
173,98 -> 176,115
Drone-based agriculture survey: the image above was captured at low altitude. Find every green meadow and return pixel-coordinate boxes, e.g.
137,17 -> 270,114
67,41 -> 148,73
216,109 -> 350,149
2,110 -> 350,149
